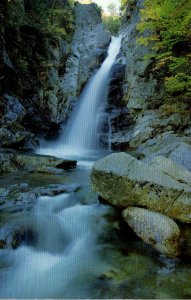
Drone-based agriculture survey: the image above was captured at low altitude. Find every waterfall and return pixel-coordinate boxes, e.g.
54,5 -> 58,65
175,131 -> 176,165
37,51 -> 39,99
38,36 -> 122,159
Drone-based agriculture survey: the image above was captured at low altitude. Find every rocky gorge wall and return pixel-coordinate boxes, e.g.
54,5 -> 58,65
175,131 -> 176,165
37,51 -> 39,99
109,0 -> 191,154
0,2 -> 110,149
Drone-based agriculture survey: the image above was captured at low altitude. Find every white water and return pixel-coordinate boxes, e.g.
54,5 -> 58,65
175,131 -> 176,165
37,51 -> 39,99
0,191 -> 114,298
38,35 -> 122,159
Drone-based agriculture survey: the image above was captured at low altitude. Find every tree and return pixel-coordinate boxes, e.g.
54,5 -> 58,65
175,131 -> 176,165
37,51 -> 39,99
103,3 -> 120,35
107,3 -> 117,16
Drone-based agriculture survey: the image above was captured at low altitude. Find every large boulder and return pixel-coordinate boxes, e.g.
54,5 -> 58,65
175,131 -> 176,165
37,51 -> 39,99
123,207 -> 180,257
91,152 -> 191,223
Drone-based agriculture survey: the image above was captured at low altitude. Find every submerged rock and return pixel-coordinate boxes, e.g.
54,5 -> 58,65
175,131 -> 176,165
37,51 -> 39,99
123,207 -> 180,257
91,152 -> 191,223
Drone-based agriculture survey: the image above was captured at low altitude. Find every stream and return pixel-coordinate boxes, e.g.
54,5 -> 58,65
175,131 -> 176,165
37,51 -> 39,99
0,36 -> 191,299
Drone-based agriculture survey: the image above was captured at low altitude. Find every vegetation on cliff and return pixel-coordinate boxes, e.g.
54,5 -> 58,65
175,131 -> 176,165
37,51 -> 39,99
0,0 -> 75,100
138,0 -> 191,106
101,3 -> 121,35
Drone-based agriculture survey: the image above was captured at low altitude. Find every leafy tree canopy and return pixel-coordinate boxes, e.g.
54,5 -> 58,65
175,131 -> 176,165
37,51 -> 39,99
138,0 -> 191,103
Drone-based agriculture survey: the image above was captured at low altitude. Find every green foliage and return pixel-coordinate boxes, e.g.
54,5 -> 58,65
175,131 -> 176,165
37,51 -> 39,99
107,3 -> 118,16
2,0 -> 75,41
0,0 -> 74,98
159,102 -> 189,117
103,3 -> 120,36
138,0 -> 191,103
103,15 -> 121,36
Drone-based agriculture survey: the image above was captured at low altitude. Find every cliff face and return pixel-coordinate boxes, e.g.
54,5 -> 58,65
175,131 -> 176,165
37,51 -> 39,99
109,0 -> 191,154
58,3 -> 111,123
0,2 -> 110,149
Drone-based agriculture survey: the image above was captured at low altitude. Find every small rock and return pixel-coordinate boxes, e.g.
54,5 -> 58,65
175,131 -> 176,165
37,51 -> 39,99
123,207 -> 180,257
55,160 -> 77,170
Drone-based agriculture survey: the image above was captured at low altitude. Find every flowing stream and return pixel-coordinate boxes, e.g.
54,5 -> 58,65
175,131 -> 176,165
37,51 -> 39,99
0,36 -> 191,299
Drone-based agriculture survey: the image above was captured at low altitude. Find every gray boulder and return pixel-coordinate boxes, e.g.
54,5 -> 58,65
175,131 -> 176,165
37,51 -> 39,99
169,143 -> 191,171
123,207 -> 180,257
91,152 -> 191,223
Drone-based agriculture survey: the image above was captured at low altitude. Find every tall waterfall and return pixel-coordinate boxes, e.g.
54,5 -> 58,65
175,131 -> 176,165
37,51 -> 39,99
38,36 -> 122,159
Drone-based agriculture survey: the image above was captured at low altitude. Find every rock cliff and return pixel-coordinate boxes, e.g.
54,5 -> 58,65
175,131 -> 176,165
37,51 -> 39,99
0,2 -> 110,149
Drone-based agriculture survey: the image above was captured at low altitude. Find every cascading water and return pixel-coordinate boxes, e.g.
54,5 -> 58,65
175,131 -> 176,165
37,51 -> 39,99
38,35 -> 122,159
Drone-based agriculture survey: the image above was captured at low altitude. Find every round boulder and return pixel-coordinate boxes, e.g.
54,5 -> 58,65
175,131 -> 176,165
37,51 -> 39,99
123,207 -> 180,257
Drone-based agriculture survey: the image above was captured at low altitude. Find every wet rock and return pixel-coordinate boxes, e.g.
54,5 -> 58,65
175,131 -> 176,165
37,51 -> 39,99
108,63 -> 126,107
0,150 -> 77,174
0,240 -> 7,249
11,228 -> 37,249
55,159 -> 77,170
91,152 -> 191,223
123,207 -> 180,257
0,223 -> 37,250
0,191 -> 37,213
33,166 -> 64,175
37,183 -> 80,197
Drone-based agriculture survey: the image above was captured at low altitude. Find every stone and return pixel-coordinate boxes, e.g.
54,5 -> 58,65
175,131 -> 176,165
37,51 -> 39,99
91,152 -> 191,223
0,152 -> 16,173
130,126 -> 153,147
2,94 -> 26,124
139,133 -> 191,159
14,153 -> 77,171
0,150 -> 77,173
169,143 -> 191,171
123,207 -> 180,257
33,167 -> 64,175
147,156 -> 191,185
108,63 -> 126,107
0,191 -> 37,213
36,183 -> 80,197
